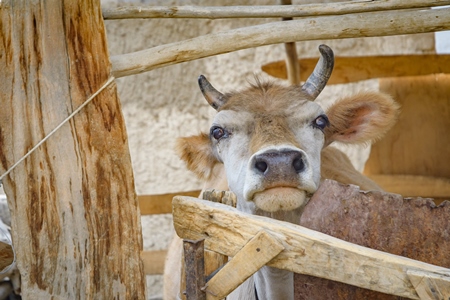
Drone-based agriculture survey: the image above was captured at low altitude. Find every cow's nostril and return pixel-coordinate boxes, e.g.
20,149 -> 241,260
293,157 -> 304,173
255,160 -> 268,173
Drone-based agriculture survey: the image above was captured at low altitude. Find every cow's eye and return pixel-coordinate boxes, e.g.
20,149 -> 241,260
210,126 -> 227,140
313,115 -> 329,131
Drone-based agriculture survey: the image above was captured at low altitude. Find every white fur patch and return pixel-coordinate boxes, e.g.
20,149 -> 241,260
252,187 -> 307,212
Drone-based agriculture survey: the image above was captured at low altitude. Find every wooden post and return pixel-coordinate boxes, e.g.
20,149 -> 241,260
281,0 -> 301,85
0,1 -> 145,298
183,240 -> 206,300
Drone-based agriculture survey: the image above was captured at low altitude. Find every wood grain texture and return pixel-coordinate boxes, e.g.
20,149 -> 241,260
408,270 -> 450,300
262,55 -> 450,84
102,0 -> 450,19
204,230 -> 284,300
0,1 -> 145,298
184,239 -> 206,300
172,192 -> 450,299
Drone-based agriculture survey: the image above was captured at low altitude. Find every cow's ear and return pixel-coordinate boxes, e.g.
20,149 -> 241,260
324,92 -> 400,145
176,133 -> 220,180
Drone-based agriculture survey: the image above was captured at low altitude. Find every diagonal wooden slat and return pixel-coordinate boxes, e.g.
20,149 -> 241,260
204,230 -> 284,300
172,195 -> 450,299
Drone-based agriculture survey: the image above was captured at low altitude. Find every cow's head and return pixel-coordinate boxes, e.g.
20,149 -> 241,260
177,45 -> 398,217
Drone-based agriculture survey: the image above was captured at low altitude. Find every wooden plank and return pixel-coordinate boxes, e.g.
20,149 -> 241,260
281,0 -> 300,86
172,196 -> 450,299
408,270 -> 450,300
138,190 -> 201,215
0,1 -> 145,298
184,239 -> 206,300
204,230 -> 284,300
201,189 -> 234,289
141,250 -> 167,275
262,55 -> 450,84
102,0 -> 450,19
367,175 -> 450,199
204,250 -> 227,280
202,189 -> 236,208
111,7 -> 450,78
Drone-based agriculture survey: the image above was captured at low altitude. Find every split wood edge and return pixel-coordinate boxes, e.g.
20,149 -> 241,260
184,239 -> 206,300
408,270 -> 450,300
204,230 -> 284,299
103,0 -> 450,19
111,7 -> 450,78
173,196 -> 450,299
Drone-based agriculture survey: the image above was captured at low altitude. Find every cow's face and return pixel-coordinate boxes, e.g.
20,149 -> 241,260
207,85 -> 326,213
177,45 -> 399,216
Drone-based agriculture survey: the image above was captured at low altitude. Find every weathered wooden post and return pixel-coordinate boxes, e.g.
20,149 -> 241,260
0,0 -> 146,298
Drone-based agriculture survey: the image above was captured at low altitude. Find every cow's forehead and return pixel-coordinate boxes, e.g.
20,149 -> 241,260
213,98 -> 324,125
212,110 -> 252,127
219,82 -> 312,110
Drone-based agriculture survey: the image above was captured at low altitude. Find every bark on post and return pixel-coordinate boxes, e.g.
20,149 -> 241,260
0,1 -> 146,298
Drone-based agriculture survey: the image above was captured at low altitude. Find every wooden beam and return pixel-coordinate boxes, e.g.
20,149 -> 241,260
102,0 -> 450,19
138,190 -> 201,215
183,239 -> 206,300
202,189 -> 236,208
172,196 -> 450,299
111,6 -> 450,78
281,0 -> 301,86
262,54 -> 450,84
204,230 -> 284,300
141,250 -> 167,275
367,174 -> 450,199
408,270 -> 450,300
0,1 -> 145,298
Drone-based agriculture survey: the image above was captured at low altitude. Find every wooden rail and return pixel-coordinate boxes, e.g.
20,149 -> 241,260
139,190 -> 201,215
103,0 -> 450,19
173,196 -> 450,299
138,190 -> 200,275
262,54 -> 450,84
110,6 -> 450,78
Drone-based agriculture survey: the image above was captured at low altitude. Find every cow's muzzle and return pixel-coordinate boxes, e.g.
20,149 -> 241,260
244,146 -> 318,212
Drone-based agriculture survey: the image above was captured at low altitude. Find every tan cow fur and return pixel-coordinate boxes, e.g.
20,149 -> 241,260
164,78 -> 399,299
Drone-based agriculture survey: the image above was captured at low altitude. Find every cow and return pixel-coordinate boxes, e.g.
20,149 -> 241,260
164,44 -> 399,299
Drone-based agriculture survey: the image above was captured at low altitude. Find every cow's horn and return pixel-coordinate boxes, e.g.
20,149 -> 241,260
301,44 -> 334,100
198,75 -> 227,110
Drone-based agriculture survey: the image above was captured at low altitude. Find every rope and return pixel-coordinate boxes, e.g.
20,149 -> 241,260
0,76 -> 115,185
